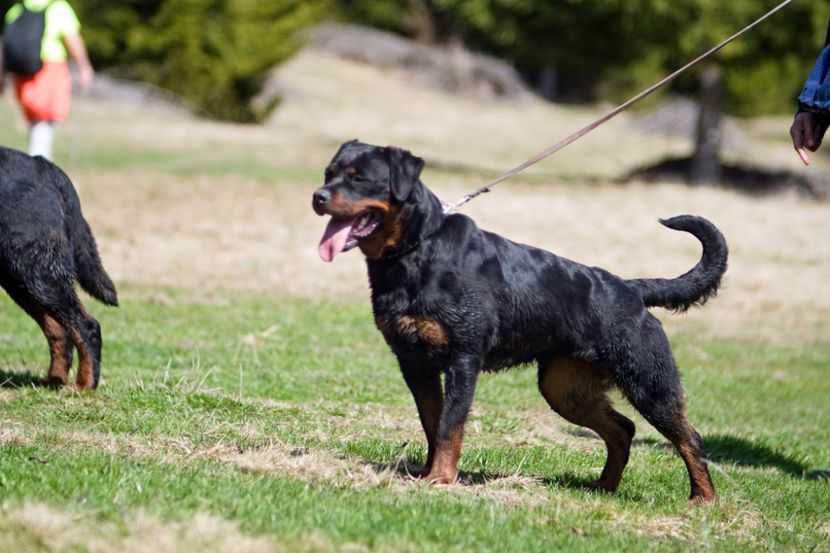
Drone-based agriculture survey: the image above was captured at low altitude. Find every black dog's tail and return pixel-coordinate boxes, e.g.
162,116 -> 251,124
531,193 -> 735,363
73,217 -> 119,306
627,215 -> 727,312
48,161 -> 119,307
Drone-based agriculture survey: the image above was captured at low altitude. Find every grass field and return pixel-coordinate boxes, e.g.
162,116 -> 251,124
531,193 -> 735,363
1,50 -> 829,552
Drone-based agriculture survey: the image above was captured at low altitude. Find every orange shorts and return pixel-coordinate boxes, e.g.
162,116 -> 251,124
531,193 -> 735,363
14,61 -> 72,123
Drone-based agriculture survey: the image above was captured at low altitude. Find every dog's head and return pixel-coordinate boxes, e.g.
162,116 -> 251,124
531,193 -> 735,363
313,141 -> 441,261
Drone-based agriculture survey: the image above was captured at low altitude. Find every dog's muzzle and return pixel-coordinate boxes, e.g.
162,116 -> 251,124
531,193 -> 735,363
312,188 -> 331,215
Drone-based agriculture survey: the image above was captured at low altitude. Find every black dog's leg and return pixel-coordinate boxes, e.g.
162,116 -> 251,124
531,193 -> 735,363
611,321 -> 716,503
42,314 -> 75,387
16,268 -> 102,391
63,307 -> 102,390
1,281 -> 75,386
627,390 -> 715,503
538,356 -> 635,492
400,365 -> 443,477
423,356 -> 479,484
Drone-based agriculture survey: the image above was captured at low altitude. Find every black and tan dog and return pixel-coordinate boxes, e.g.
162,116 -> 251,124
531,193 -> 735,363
313,140 -> 727,503
0,147 -> 117,390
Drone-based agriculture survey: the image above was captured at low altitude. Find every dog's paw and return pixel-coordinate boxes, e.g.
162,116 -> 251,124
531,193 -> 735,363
405,466 -> 430,480
39,376 -> 67,388
582,479 -> 618,493
67,382 -> 96,392
690,492 -> 717,505
421,470 -> 459,485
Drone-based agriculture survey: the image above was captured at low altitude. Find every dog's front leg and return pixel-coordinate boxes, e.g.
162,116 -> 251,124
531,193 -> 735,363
400,366 -> 443,478
423,355 -> 480,484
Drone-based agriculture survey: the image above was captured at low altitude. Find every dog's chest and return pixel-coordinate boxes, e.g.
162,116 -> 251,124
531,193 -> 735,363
374,311 -> 449,351
370,286 -> 451,353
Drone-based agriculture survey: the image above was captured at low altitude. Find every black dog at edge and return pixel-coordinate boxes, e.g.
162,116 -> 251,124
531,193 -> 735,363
0,147 -> 117,390
313,141 -> 727,503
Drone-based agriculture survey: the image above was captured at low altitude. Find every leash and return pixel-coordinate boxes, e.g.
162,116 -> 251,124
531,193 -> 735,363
442,0 -> 795,214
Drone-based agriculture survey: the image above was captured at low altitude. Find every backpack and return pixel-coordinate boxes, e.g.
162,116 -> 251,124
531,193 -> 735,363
2,2 -> 52,76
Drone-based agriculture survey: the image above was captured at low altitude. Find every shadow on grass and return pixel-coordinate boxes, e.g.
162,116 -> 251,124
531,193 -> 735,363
0,368 -> 43,388
358,431 -> 820,493
704,434 -> 810,477
631,433 -> 810,477
625,156 -> 829,200
366,457 -> 608,495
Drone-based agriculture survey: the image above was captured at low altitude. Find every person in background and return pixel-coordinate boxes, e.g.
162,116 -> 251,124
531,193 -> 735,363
0,0 -> 94,160
791,20 -> 830,166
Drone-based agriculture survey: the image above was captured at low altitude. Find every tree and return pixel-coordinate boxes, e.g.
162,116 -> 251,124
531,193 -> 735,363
72,0 -> 328,122
425,0 -> 826,114
393,0 -> 827,183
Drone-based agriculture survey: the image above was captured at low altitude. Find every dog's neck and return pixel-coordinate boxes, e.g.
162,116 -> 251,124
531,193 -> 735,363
371,180 -> 445,261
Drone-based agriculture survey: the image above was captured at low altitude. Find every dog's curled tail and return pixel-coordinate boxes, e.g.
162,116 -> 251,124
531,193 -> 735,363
627,215 -> 727,312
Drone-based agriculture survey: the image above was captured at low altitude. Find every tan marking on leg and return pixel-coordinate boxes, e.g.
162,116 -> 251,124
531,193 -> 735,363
539,357 -> 633,492
669,423 -> 717,504
67,326 -> 94,391
42,315 -> 69,386
422,425 -> 463,484
410,376 -> 443,478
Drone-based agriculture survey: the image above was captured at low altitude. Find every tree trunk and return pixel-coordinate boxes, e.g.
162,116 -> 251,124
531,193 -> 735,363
689,65 -> 723,185
538,65 -> 558,101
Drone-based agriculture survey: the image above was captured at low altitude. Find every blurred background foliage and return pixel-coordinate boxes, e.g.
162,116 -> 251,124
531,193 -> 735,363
2,0 -> 826,122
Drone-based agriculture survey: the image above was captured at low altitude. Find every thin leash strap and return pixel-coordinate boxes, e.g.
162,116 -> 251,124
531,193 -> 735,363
442,0 -> 795,214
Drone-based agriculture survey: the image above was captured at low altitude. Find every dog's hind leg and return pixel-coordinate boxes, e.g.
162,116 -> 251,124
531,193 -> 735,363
610,320 -> 716,503
18,273 -> 102,391
538,356 -> 635,492
58,301 -> 102,391
1,282 -> 74,386
41,313 -> 74,387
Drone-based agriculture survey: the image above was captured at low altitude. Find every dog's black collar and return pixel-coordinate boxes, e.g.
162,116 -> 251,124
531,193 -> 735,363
376,221 -> 444,261
377,236 -> 426,260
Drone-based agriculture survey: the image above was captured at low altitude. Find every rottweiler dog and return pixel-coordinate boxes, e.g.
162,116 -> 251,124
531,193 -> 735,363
313,140 -> 727,503
0,147 -> 117,390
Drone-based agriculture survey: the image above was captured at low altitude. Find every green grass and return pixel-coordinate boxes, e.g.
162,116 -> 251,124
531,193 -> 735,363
1,292 -> 828,552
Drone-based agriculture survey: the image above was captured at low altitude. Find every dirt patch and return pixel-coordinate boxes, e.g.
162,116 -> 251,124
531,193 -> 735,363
0,424 -> 30,446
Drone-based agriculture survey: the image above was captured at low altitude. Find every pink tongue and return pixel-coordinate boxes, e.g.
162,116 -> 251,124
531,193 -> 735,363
319,217 -> 357,262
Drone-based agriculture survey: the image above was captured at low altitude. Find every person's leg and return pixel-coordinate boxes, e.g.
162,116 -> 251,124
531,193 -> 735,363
28,120 -> 56,160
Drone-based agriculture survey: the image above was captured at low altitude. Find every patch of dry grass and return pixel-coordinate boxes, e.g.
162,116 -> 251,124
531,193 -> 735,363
0,503 -> 309,553
3,397 -> 591,510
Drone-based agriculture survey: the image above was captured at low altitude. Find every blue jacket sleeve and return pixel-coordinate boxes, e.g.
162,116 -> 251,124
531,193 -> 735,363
798,18 -> 830,113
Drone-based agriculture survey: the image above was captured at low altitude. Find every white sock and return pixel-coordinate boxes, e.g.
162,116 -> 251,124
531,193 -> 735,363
28,121 -> 55,160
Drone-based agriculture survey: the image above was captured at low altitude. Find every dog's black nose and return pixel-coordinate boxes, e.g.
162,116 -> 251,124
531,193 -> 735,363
312,188 -> 331,212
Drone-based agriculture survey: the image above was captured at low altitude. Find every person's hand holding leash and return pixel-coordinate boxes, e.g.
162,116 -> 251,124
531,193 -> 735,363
790,111 -> 830,165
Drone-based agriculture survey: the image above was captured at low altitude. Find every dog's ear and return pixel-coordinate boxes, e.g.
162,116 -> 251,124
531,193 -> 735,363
385,146 -> 425,202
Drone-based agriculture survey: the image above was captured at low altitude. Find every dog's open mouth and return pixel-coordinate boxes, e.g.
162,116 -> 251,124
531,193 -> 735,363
318,211 -> 382,262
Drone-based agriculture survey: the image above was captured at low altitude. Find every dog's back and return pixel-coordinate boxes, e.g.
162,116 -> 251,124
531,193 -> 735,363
0,147 -> 117,306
